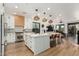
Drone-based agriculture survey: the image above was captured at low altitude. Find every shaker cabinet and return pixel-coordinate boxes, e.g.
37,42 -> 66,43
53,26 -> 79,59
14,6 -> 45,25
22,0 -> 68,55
24,33 -> 50,55
6,15 -> 15,29
6,33 -> 15,43
5,15 -> 15,43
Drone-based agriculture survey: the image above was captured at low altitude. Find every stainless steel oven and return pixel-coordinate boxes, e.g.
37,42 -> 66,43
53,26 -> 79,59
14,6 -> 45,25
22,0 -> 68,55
15,32 -> 23,42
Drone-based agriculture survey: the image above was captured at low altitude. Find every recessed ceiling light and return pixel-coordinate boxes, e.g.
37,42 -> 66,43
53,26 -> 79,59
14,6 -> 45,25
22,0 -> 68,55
14,13 -> 16,14
15,6 -> 18,8
47,8 -> 50,10
38,13 -> 40,15
59,14 -> 62,16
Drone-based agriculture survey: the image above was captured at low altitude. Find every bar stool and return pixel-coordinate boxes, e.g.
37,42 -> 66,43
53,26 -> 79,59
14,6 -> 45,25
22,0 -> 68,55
61,34 -> 64,43
53,34 -> 57,45
56,34 -> 60,45
50,34 -> 56,47
50,35 -> 53,41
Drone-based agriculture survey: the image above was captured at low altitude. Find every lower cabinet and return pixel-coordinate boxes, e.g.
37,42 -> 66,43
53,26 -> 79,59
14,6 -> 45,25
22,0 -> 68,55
6,33 -> 15,43
24,34 -> 50,55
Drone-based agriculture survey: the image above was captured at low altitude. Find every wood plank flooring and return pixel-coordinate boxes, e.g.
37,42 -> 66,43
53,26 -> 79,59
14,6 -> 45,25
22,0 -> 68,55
5,39 -> 79,56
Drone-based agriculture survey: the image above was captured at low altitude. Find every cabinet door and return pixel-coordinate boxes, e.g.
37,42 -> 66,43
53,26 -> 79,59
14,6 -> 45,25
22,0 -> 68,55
6,33 -> 11,43
11,33 -> 15,42
33,36 -> 50,55
27,36 -> 33,51
6,17 -> 10,28
6,33 -> 15,43
26,18 -> 32,29
26,36 -> 30,47
23,33 -> 26,42
7,16 -> 15,29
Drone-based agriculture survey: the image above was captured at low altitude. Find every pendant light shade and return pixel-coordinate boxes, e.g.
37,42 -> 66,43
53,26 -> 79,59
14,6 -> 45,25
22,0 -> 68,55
33,9 -> 40,21
42,12 -> 47,22
48,14 -> 53,23
42,18 -> 47,22
48,20 -> 53,23
34,16 -> 40,21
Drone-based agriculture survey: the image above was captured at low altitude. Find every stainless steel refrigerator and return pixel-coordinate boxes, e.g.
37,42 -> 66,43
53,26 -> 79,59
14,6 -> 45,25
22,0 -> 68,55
0,15 -> 4,56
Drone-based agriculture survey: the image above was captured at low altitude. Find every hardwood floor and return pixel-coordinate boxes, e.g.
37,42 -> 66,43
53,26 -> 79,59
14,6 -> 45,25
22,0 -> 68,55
5,42 -> 34,56
5,39 -> 79,56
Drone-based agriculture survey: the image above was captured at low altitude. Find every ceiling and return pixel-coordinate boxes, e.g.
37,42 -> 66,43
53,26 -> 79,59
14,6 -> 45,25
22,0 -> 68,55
4,3 -> 79,21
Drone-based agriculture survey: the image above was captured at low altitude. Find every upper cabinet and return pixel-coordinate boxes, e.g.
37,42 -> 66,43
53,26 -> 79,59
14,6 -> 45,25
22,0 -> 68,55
6,15 -> 15,29
14,15 -> 24,32
24,17 -> 32,29
0,3 -> 4,15
5,14 -> 25,30
14,15 -> 24,27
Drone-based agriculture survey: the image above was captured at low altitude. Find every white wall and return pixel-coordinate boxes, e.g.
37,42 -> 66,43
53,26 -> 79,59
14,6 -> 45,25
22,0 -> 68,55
24,14 -> 50,32
24,13 -> 66,33
76,24 -> 79,30
24,15 -> 32,29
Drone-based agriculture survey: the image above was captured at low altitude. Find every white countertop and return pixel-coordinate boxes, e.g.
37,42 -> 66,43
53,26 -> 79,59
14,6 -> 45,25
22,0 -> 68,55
24,32 -> 60,35
25,33 -> 48,37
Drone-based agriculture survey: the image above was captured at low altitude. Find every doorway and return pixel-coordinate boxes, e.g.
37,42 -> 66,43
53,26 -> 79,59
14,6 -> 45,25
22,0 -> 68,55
68,22 -> 79,44
55,24 -> 65,33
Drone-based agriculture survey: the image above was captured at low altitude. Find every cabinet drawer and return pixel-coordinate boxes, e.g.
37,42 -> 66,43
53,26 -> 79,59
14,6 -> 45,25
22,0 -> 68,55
29,40 -> 32,43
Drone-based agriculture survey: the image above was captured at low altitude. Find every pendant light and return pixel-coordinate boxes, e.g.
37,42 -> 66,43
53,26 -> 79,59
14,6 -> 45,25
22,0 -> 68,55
59,14 -> 63,23
48,14 -> 53,23
42,12 -> 47,22
33,9 -> 40,21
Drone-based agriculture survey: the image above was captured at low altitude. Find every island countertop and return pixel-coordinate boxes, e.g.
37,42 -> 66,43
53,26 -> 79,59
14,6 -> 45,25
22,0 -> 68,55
24,32 -> 61,37
24,33 -> 48,37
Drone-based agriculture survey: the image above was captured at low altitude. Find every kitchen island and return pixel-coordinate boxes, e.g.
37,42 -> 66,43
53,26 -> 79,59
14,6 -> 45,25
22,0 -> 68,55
24,33 -> 50,55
